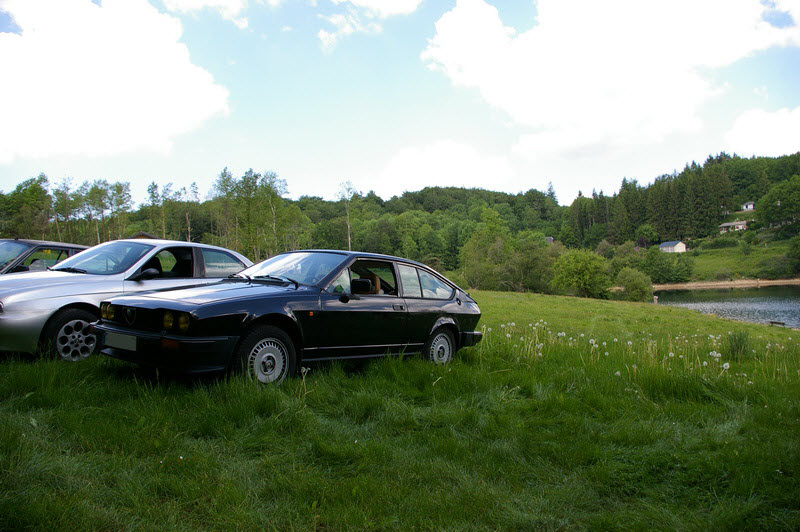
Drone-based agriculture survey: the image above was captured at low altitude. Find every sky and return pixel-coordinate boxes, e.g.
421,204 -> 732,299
1,0 -> 799,206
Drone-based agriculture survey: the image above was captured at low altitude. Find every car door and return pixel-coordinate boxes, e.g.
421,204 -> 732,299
398,264 -> 457,348
315,259 -> 408,359
122,246 -> 216,294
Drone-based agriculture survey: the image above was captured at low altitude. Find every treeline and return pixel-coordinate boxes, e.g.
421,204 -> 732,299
1,152 -> 798,296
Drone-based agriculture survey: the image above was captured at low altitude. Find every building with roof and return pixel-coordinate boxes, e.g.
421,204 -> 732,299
719,220 -> 748,233
742,201 -> 755,211
659,241 -> 686,253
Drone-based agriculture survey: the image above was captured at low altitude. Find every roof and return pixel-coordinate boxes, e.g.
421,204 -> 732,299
743,201 -> 755,205
0,238 -> 87,249
659,241 -> 684,247
719,221 -> 747,227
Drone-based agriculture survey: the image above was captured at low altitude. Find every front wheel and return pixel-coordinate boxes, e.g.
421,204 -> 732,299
233,325 -> 296,384
41,308 -> 99,361
425,327 -> 455,365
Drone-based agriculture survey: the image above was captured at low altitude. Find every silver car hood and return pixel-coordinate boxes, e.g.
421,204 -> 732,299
0,271 -> 118,304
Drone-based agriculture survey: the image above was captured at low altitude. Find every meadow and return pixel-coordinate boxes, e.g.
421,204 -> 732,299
1,291 -> 798,530
690,239 -> 791,281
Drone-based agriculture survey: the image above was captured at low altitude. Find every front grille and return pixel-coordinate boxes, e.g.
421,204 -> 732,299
106,306 -> 163,332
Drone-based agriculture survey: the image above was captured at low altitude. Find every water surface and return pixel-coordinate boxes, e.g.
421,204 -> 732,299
656,285 -> 800,328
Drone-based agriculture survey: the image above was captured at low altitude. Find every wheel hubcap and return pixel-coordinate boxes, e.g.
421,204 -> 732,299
248,338 -> 287,384
430,333 -> 453,364
56,319 -> 96,361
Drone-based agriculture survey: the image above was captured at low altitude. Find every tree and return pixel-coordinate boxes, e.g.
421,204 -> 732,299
757,175 -> 800,235
635,223 -> 659,248
551,250 -> 610,299
337,181 -> 358,251
615,267 -> 653,302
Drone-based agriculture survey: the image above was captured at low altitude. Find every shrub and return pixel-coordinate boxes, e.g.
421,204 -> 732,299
615,267 -> 653,302
757,255 -> 796,279
701,237 -> 738,249
551,250 -> 610,299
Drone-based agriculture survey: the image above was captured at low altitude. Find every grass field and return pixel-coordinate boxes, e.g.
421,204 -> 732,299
2,291 -> 799,529
691,240 -> 791,281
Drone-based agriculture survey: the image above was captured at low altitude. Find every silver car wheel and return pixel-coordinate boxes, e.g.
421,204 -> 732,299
56,319 -> 96,362
429,331 -> 454,364
247,337 -> 288,384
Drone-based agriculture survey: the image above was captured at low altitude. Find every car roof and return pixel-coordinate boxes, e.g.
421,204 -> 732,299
286,249 -> 441,273
0,238 -> 88,249
104,239 -> 253,265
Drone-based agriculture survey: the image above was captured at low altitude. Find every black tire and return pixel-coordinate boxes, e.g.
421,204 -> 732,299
232,325 -> 296,384
41,308 -> 99,361
425,327 -> 455,365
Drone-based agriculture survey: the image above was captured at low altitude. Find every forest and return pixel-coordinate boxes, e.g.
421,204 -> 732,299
1,152 -> 799,297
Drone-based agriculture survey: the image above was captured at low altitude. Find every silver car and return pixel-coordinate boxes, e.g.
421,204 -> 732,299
0,239 -> 252,360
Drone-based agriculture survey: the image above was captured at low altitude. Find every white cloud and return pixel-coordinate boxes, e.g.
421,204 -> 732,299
0,0 -> 229,163
373,140 -> 517,198
331,0 -> 422,19
318,0 -> 422,50
725,107 -> 800,157
422,0 -> 800,161
163,0 -> 249,27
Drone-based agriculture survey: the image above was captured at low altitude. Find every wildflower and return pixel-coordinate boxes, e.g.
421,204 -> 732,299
614,338 -> 618,342
614,371 -> 621,376
602,341 -> 607,346
703,361 -> 708,367
748,381 -> 753,385
632,364 -> 637,369
669,352 -> 674,358
589,338 -> 595,345
627,341 -> 633,346
506,333 -> 511,339
722,362 -> 730,370
679,355 -> 684,359
580,333 -> 585,338
604,352 -> 609,356
487,327 -> 492,332
511,322 -> 516,327
501,324 -> 505,328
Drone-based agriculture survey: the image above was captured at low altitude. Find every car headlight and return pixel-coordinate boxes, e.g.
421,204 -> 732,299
163,311 -> 174,330
177,312 -> 190,332
101,303 -> 116,320
107,304 -> 116,320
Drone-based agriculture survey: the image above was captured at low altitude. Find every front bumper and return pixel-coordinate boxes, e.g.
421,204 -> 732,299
93,322 -> 239,373
460,330 -> 483,348
0,308 -> 51,353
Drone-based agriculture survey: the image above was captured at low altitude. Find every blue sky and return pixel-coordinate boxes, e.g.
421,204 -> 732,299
1,0 -> 799,206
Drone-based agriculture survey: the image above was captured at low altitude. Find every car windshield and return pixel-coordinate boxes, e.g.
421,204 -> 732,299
0,241 -> 32,269
52,241 -> 154,275
237,251 -> 348,286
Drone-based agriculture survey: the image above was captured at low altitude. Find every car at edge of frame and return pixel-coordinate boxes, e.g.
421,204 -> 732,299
0,238 -> 88,274
92,250 -> 483,383
0,239 -> 253,360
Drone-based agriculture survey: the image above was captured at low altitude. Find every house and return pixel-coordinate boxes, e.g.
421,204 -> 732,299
742,201 -> 755,211
545,236 -> 554,244
659,241 -> 686,253
719,220 -> 748,233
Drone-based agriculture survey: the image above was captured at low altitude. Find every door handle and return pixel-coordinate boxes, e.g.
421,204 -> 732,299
392,304 -> 405,311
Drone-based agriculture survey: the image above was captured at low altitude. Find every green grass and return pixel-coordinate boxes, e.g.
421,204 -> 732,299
2,292 -> 799,529
691,240 -> 791,280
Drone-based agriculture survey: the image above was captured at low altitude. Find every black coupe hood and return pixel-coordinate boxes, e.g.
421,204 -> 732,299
132,280 -> 297,305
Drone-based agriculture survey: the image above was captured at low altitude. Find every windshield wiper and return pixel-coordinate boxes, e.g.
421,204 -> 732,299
53,267 -> 87,274
252,275 -> 299,288
228,273 -> 252,281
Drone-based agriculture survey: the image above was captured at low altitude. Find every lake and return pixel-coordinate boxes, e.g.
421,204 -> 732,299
656,285 -> 800,328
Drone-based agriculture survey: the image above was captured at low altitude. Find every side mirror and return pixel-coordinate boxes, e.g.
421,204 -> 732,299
129,268 -> 160,282
351,278 -> 372,295
10,264 -> 30,273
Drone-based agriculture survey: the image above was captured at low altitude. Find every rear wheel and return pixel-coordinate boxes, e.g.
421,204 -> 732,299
425,327 -> 455,365
233,325 -> 296,384
41,308 -> 98,361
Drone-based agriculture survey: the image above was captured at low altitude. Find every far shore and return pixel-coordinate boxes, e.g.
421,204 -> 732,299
652,278 -> 800,292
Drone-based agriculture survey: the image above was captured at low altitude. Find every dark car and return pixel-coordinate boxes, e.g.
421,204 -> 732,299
93,250 -> 483,383
0,238 -> 88,274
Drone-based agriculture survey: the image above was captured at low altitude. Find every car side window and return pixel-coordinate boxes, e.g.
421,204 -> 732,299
398,264 -> 422,298
202,249 -> 245,278
24,248 -> 69,271
419,269 -> 454,299
328,270 -> 351,294
350,260 -> 398,296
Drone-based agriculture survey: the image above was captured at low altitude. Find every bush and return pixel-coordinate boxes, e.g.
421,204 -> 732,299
615,267 -> 653,302
551,250 -> 610,299
757,255 -> 796,279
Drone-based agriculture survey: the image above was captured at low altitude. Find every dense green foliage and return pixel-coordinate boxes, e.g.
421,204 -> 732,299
1,292 -> 798,529
1,152 -> 798,295
615,267 -> 653,302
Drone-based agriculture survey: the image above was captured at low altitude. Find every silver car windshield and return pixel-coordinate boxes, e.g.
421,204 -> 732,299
52,241 -> 154,275
0,241 -> 32,269
237,252 -> 347,286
